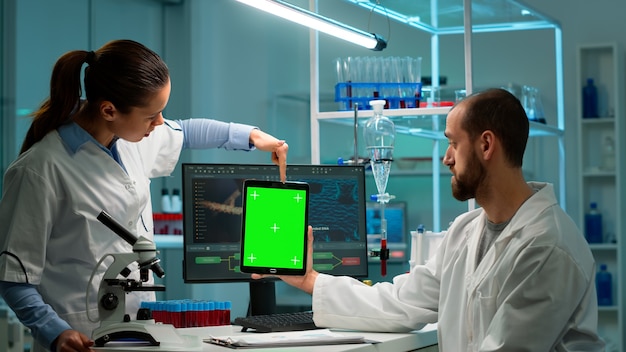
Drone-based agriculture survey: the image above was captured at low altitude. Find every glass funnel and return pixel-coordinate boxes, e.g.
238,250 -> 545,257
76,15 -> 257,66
364,100 -> 396,197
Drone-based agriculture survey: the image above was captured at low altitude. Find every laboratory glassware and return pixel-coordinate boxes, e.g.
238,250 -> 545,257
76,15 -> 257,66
364,99 -> 395,276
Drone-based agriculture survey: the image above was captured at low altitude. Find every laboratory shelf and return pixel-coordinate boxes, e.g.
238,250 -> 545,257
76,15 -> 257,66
581,117 -> 617,125
154,234 -> 183,249
582,171 -> 617,178
315,107 -> 451,120
320,111 -> 563,141
344,0 -> 558,35
588,243 -> 618,251
598,306 -> 619,312
577,43 -> 625,350
309,0 -> 565,233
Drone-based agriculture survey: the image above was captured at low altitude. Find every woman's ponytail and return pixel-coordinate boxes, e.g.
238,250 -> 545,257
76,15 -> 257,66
20,50 -> 90,154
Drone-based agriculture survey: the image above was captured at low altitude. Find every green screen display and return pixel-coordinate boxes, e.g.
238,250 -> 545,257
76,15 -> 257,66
241,183 -> 308,272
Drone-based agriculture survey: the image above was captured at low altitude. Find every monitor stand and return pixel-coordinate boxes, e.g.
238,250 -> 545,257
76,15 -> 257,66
248,279 -> 277,316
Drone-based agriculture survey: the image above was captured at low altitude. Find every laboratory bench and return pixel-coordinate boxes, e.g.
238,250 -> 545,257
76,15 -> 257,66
148,236 -> 438,351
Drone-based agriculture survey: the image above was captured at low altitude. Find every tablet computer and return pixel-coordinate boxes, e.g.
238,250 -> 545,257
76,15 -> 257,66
240,179 -> 310,275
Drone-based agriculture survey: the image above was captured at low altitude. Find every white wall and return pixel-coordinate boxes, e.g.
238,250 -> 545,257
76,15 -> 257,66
12,0 -> 165,154
520,0 -> 626,226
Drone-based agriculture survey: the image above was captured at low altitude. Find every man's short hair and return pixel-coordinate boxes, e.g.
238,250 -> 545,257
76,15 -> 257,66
457,88 -> 529,167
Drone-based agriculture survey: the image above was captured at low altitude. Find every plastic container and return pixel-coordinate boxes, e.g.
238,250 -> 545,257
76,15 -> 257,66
601,135 -> 616,171
409,224 -> 425,270
584,202 -> 603,243
170,189 -> 182,213
596,264 -> 613,306
582,78 -> 598,118
161,188 -> 172,213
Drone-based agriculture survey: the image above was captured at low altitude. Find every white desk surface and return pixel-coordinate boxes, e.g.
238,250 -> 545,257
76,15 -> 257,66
199,324 -> 437,351
95,323 -> 438,352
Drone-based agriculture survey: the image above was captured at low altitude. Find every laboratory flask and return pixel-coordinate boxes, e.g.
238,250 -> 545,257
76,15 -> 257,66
364,100 -> 395,195
521,86 -> 545,123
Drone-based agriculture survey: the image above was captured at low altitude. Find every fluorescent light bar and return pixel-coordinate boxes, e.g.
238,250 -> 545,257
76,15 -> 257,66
234,0 -> 386,51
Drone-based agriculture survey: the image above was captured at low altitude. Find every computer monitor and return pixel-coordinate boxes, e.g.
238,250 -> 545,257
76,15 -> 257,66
182,163 -> 368,316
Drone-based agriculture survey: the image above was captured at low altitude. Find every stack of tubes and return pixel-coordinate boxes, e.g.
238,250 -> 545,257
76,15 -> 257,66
141,300 -> 232,328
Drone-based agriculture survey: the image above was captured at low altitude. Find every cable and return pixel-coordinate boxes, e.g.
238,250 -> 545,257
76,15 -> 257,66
85,253 -> 113,323
368,0 -> 391,45
0,251 -> 29,284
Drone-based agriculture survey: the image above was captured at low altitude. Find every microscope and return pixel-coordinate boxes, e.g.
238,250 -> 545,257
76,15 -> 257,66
90,210 -> 170,347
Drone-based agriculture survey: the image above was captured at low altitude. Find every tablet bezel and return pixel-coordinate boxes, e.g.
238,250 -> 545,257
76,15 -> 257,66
239,179 -> 309,276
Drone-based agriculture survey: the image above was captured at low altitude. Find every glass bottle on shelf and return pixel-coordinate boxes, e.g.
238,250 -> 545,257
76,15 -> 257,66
584,202 -> 603,244
582,78 -> 599,118
596,264 -> 613,306
161,188 -> 172,213
601,135 -> 616,171
521,85 -> 546,123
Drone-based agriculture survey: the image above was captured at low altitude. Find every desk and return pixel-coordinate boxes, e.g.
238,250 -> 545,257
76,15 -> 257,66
200,324 -> 437,351
95,324 -> 438,351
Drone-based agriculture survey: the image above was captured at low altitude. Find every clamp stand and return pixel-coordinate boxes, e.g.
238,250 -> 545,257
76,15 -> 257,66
363,99 -> 395,276
91,211 -> 171,347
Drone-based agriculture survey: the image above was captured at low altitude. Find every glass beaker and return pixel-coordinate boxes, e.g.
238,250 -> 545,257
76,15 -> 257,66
521,86 -> 545,123
425,86 -> 440,107
455,89 -> 467,103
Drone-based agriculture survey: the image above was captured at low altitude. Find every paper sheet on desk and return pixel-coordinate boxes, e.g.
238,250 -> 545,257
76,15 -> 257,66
205,329 -> 373,349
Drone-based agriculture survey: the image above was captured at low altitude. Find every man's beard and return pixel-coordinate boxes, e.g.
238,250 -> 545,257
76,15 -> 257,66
451,151 -> 486,201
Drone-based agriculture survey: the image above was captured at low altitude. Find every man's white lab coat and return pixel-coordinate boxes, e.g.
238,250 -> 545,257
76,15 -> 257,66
312,182 -> 604,351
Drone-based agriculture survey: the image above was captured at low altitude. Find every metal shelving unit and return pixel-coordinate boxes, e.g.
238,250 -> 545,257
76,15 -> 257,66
308,0 -> 564,232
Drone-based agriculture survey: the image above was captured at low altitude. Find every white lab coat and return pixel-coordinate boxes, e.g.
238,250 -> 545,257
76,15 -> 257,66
0,120 -> 183,351
312,182 -> 605,351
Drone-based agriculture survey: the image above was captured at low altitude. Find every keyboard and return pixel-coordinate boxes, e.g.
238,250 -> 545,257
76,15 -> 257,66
234,311 -> 319,332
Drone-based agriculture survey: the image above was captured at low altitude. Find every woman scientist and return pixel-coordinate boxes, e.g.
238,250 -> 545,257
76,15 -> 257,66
0,39 -> 288,352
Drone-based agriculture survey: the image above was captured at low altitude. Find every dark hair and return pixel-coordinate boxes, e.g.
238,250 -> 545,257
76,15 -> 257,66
457,88 -> 529,167
20,39 -> 169,154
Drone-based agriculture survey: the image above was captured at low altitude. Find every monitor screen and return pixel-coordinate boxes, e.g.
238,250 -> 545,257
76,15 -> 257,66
182,163 -> 369,286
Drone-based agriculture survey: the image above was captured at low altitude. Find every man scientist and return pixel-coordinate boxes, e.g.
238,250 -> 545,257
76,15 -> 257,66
256,88 -> 605,351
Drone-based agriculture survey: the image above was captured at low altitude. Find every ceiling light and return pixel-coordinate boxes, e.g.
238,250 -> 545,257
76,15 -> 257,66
234,0 -> 387,51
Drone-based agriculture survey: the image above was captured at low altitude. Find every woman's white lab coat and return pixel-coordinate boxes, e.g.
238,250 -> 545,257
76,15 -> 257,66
312,182 -> 605,351
0,121 -> 184,350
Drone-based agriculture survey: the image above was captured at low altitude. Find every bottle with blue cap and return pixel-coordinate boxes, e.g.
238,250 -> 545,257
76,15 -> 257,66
582,78 -> 598,118
596,264 -> 612,306
584,202 -> 603,243
161,188 -> 172,213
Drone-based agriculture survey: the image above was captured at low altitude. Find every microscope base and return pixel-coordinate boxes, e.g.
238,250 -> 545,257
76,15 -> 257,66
93,321 -> 168,347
